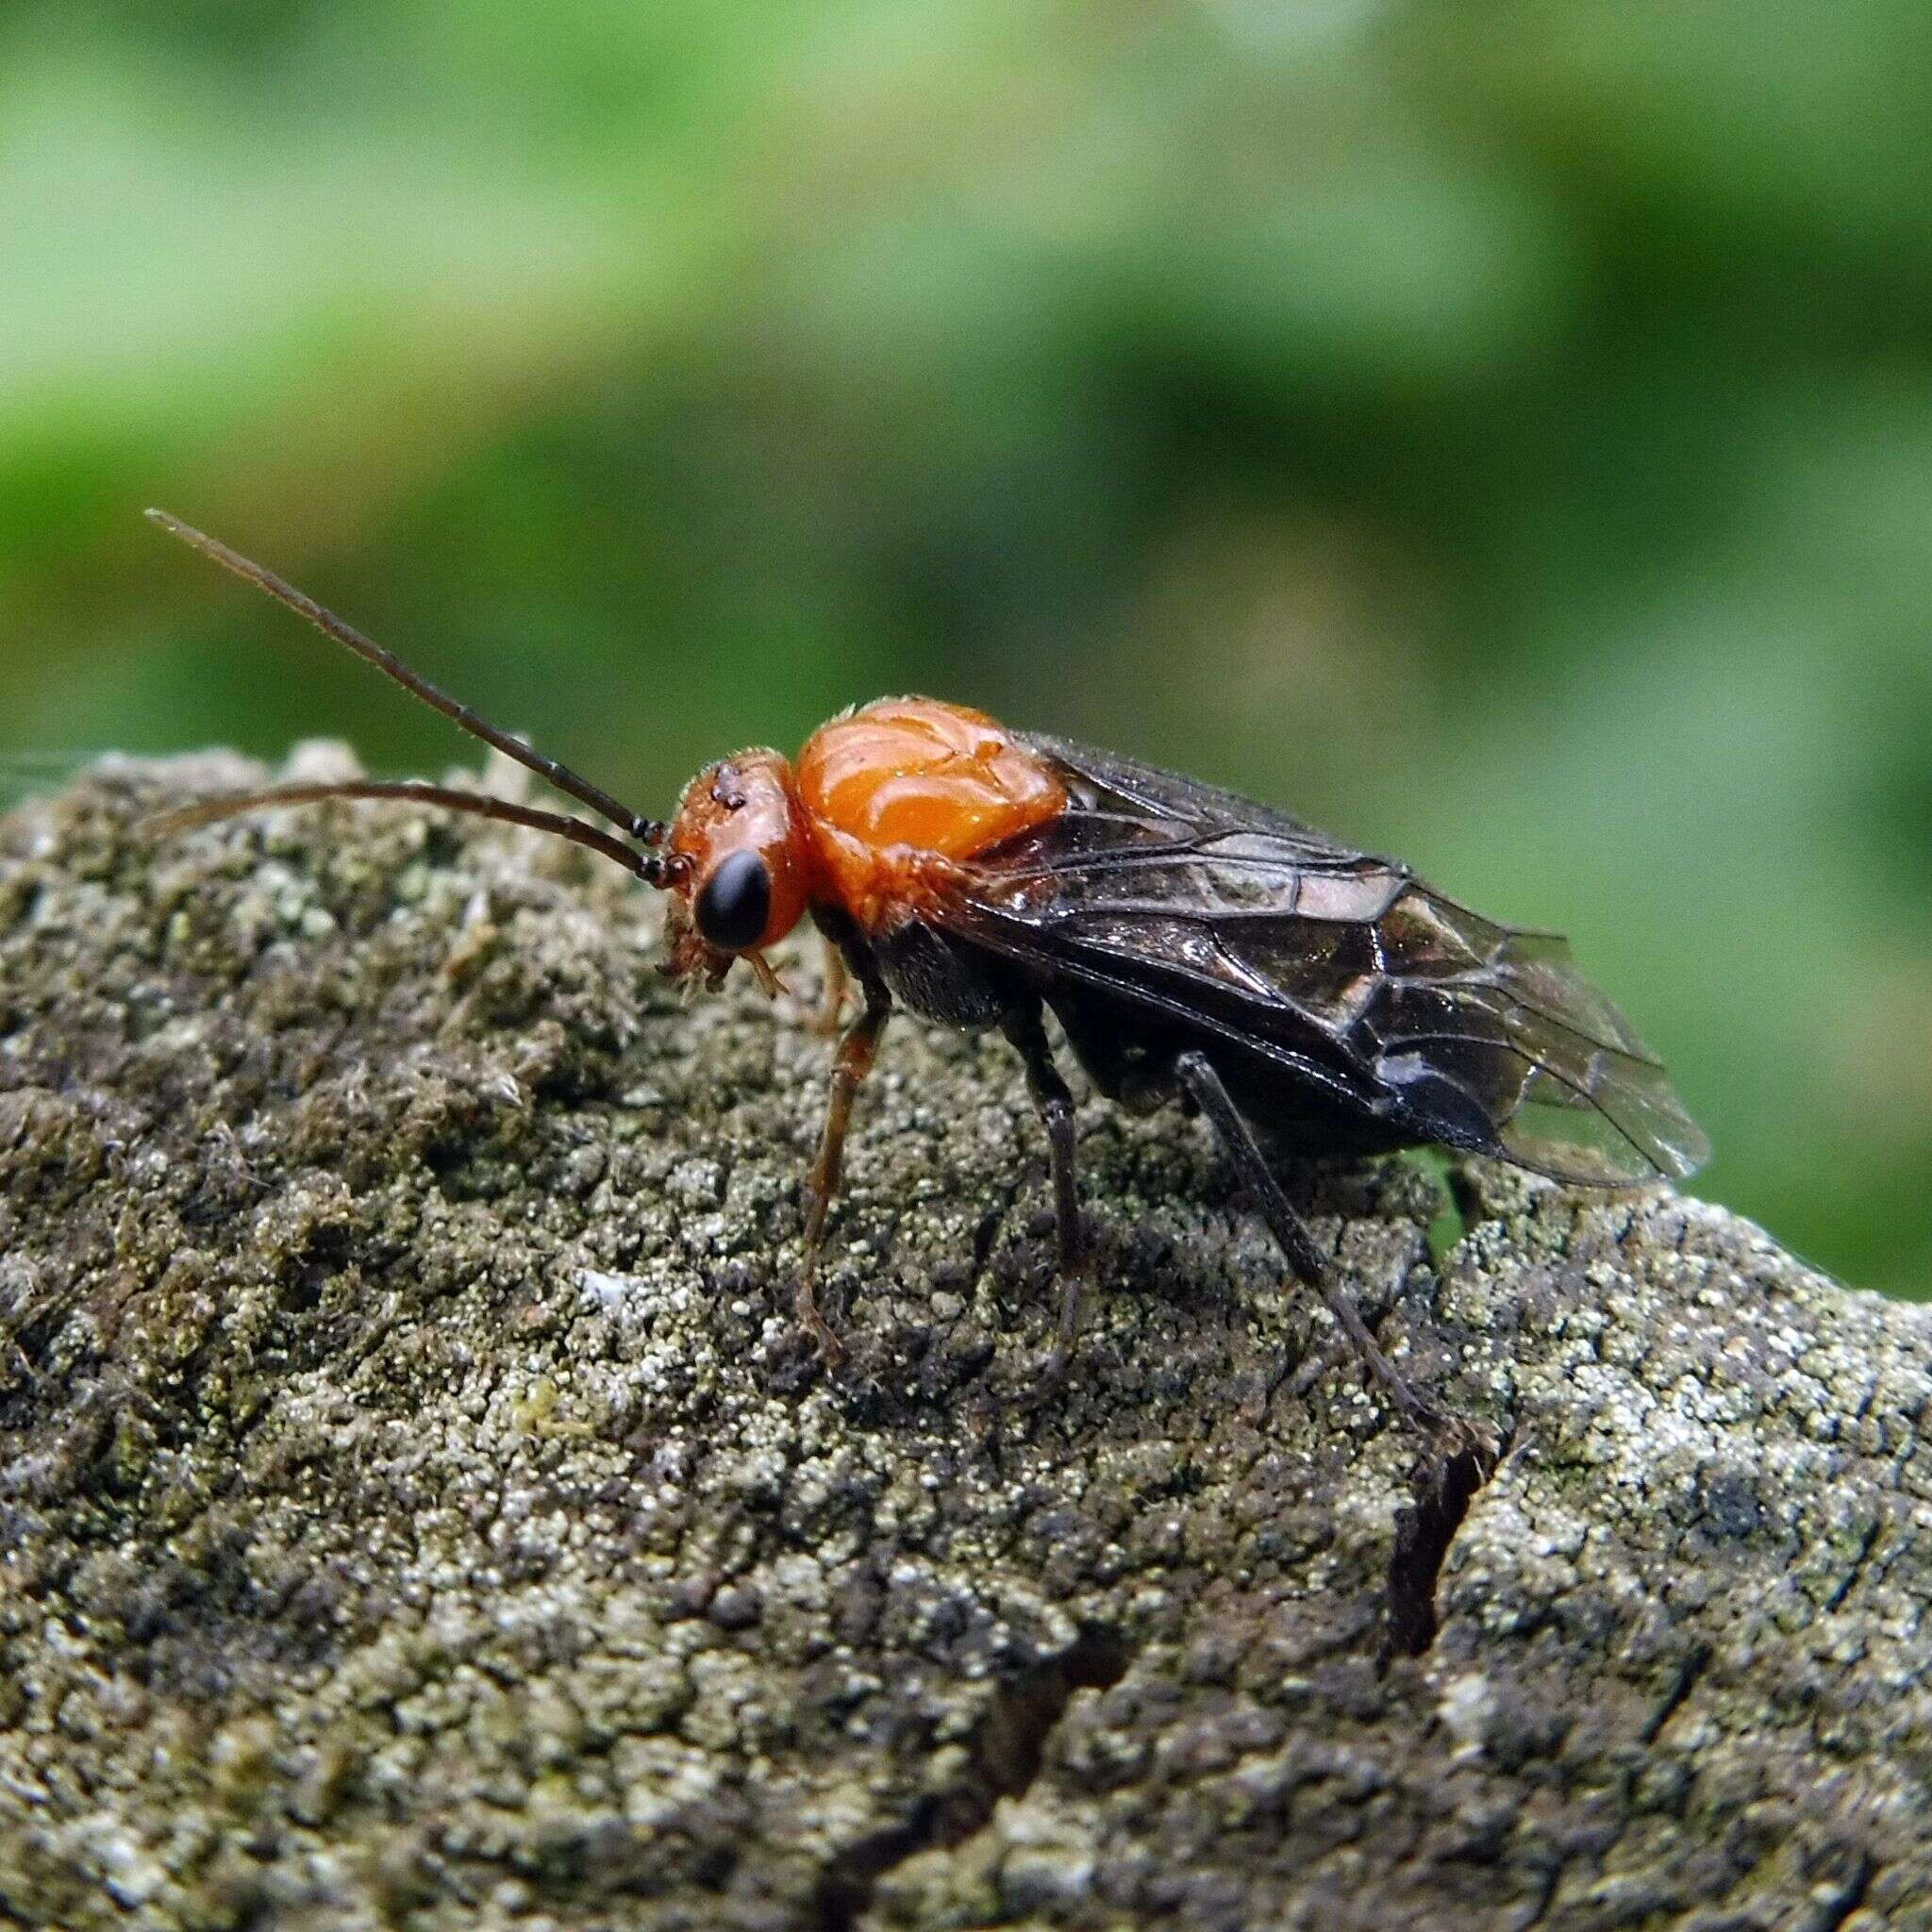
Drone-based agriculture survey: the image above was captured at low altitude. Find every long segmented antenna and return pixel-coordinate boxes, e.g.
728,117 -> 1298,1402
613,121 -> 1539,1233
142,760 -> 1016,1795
143,780 -> 684,885
145,508 -> 666,848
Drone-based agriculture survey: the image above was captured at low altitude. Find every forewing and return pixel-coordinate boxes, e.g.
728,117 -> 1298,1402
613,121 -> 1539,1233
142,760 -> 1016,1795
1356,892 -> 1709,1184
934,734 -> 1707,1186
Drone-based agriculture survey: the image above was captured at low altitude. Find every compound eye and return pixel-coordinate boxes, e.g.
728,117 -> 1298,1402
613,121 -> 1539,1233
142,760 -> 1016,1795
694,849 -> 773,952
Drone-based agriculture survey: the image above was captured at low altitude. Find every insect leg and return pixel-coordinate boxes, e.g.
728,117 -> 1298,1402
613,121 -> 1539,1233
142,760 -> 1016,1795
1000,1002 -> 1088,1363
812,935 -> 853,1037
797,971 -> 892,1358
1173,1050 -> 1445,1433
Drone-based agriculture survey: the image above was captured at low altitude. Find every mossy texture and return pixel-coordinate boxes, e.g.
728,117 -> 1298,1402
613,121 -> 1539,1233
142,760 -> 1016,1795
2,757 -> 1928,1931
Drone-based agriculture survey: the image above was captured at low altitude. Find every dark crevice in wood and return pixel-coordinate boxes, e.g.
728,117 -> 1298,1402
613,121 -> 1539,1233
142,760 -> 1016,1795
1386,1436 -> 1502,1658
810,1623 -> 1130,1931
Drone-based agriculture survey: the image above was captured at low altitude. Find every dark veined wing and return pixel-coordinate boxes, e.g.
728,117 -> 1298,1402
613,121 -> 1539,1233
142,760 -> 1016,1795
930,733 -> 1707,1187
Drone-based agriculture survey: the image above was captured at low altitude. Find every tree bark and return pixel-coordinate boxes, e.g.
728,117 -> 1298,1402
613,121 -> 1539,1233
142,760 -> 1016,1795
1,754 -> 1925,1931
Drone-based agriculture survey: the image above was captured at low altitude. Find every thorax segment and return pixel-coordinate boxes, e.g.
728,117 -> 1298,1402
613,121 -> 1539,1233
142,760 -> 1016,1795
794,698 -> 1066,929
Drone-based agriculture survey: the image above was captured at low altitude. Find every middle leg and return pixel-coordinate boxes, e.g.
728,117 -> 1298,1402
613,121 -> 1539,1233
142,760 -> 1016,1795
1001,1001 -> 1090,1363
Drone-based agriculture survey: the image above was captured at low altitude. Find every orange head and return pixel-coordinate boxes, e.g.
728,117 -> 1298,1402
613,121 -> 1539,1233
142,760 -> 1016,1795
660,749 -> 815,987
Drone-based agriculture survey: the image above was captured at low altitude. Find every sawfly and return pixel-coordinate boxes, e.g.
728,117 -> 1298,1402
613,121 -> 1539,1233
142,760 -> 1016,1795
145,509 -> 1707,1437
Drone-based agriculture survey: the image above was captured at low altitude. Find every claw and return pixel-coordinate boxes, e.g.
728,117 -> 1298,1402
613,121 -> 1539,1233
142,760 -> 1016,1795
795,1270 -> 846,1365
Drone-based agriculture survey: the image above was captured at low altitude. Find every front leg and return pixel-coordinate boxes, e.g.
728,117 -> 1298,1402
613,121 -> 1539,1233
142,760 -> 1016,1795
797,972 -> 891,1358
1001,1002 -> 1089,1367
810,933 -> 852,1037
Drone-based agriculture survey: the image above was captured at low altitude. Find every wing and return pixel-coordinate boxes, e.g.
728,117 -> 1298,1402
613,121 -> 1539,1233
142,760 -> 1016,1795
929,733 -> 1708,1187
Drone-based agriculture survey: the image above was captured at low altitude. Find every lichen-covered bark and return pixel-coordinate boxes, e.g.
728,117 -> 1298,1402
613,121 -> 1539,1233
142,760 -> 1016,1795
2,754 -> 1927,1932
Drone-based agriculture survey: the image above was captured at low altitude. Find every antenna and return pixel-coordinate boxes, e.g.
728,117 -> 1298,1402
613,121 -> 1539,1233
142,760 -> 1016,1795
143,779 -> 681,886
146,509 -> 666,848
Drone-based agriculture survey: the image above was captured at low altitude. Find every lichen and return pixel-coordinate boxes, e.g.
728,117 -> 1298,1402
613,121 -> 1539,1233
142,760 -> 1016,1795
1,756 -> 1929,1930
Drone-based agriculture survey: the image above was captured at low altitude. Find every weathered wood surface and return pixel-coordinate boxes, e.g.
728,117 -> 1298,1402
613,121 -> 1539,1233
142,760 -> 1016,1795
2,755 -> 1926,1931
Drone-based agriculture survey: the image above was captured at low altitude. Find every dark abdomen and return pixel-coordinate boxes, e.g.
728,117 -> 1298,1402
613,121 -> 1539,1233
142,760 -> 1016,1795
1045,984 -> 1423,1162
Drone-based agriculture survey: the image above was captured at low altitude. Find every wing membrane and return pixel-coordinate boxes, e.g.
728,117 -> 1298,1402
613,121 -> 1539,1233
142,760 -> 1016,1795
933,734 -> 1707,1186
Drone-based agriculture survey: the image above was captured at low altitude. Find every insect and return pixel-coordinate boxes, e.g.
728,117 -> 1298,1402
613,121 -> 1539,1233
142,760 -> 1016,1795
145,509 -> 1707,1438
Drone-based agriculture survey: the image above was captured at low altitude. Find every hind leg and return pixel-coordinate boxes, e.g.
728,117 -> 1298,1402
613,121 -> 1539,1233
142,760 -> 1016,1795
1174,1049 -> 1447,1434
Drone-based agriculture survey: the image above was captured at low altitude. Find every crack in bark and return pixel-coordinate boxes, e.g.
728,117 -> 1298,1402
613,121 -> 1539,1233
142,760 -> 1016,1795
1385,1438 -> 1502,1658
1639,1641 -> 1711,1745
809,1624 -> 1130,1931
1824,1517 -> 1882,1614
1802,1846 -> 1874,1932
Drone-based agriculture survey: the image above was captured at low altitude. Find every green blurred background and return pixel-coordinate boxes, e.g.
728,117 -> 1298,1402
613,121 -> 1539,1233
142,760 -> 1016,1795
3,2 -> 1929,1294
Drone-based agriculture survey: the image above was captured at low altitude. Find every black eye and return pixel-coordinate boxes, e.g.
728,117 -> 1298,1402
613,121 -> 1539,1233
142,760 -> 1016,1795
694,850 -> 772,952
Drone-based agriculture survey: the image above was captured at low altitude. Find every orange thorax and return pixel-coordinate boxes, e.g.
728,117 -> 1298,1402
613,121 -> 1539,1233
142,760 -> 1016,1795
794,698 -> 1066,928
